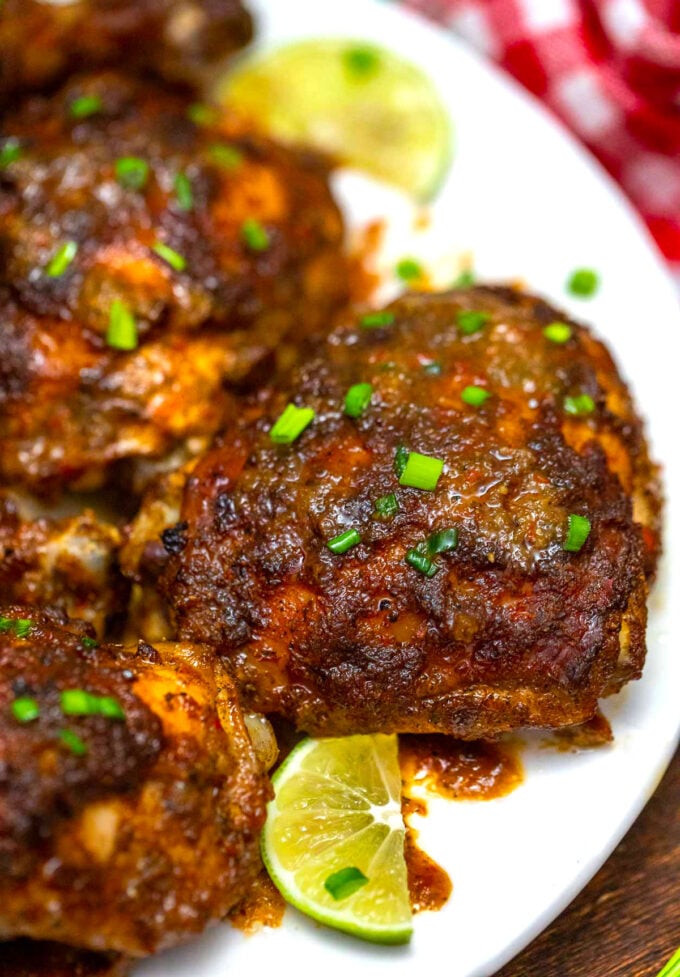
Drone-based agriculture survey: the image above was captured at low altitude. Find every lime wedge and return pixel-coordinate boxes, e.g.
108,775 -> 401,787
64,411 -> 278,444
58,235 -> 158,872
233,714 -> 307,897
218,39 -> 452,201
261,733 -> 413,944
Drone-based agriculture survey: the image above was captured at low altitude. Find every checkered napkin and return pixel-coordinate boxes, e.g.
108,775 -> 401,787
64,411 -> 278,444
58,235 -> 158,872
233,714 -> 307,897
397,0 -> 680,267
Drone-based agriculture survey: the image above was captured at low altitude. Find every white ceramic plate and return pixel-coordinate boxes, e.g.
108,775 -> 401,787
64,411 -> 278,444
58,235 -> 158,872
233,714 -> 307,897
137,2 -> 680,975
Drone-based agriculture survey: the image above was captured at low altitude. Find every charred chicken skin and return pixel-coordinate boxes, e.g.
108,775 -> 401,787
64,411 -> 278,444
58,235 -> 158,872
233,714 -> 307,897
0,606 -> 270,957
0,0 -> 253,103
0,71 -> 348,494
160,286 -> 661,738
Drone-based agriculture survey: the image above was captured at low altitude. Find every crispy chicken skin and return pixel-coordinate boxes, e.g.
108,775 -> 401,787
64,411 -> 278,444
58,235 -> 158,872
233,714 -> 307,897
0,72 -> 348,493
160,286 -> 661,738
0,606 -> 270,957
0,0 -> 253,103
0,492 -> 126,637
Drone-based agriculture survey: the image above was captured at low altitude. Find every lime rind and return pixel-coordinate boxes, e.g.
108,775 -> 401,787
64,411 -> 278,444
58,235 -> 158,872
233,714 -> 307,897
218,39 -> 453,202
261,734 -> 413,945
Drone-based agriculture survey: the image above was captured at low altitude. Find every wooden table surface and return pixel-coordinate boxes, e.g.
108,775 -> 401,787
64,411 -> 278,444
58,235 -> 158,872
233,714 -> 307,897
497,746 -> 680,977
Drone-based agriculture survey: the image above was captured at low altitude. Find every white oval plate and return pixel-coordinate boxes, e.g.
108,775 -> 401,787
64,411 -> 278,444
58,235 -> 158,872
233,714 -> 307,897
137,2 -> 680,975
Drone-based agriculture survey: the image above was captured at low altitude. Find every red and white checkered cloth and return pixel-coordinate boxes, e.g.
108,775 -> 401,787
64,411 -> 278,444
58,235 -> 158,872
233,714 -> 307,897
398,0 -> 680,267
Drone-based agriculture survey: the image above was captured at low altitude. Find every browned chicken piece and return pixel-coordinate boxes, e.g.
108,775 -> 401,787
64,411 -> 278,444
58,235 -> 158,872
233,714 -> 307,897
159,285 -> 661,739
0,0 -> 253,103
0,491 -> 126,637
0,940 -> 128,977
0,72 -> 349,494
0,606 -> 270,957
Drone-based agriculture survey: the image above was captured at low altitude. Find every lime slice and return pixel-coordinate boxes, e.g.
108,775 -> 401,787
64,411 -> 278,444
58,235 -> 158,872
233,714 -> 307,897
261,733 -> 413,944
217,39 -> 452,201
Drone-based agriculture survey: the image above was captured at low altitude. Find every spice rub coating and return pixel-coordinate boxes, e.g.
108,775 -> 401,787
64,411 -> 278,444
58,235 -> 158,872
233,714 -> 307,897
0,72 -> 348,493
161,286 -> 661,738
0,607 -> 270,956
0,0 -> 253,103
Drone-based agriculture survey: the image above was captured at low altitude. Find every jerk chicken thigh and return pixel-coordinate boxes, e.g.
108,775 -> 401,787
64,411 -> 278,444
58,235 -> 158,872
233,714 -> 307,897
159,286 -> 661,738
0,606 -> 270,958
0,69 -> 348,495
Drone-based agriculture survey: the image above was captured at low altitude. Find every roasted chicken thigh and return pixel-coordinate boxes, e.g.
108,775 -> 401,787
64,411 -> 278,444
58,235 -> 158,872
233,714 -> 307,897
160,286 -> 661,737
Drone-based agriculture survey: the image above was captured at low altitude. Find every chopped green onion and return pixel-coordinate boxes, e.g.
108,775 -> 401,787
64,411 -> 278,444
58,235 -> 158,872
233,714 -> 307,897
426,528 -> 458,554
12,697 -> 40,723
399,451 -> 444,491
422,360 -> 443,376
106,300 -> 138,351
324,866 -> 369,900
59,728 -> 88,756
0,616 -> 12,632
174,171 -> 194,211
115,156 -> 150,191
406,548 -> 438,577
69,94 -> 103,119
563,514 -> 591,552
567,268 -> 599,298
60,689 -> 99,716
374,493 -> 399,520
270,403 -> 315,444
461,385 -> 490,407
361,310 -> 395,329
152,241 -> 186,272
343,45 -> 380,79
98,696 -> 125,720
14,619 -> 32,639
396,258 -> 423,282
0,137 -> 21,168
393,444 -> 409,478
187,102 -> 218,126
241,218 -> 270,252
657,946 -> 680,977
457,309 -> 490,336
327,529 -> 362,554
453,268 -> 475,288
543,322 -> 572,344
45,240 -> 78,277
564,394 -> 595,416
209,143 -> 243,169
344,382 -> 373,418
81,636 -> 99,649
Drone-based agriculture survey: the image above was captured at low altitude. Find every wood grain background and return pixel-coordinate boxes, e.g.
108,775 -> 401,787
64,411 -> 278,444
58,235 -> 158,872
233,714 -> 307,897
497,746 -> 680,977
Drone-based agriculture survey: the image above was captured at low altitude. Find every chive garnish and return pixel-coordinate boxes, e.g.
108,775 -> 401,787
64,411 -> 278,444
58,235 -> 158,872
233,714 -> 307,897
209,143 -> 243,169
115,156 -> 150,191
657,946 -> 680,977
327,529 -> 361,554
81,636 -> 99,649
564,394 -> 595,416
426,528 -> 459,554
187,102 -> 218,126
374,493 -> 399,520
60,689 -> 125,719
106,299 -> 138,351
0,137 -> 21,168
406,548 -> 438,577
344,382 -> 373,418
567,268 -> 599,298
399,452 -> 444,491
59,728 -> 88,756
174,172 -> 194,211
453,268 -> 475,288
563,514 -> 591,552
98,697 -> 125,720
343,45 -> 380,79
325,866 -> 369,900
14,619 -> 32,639
69,95 -> 103,119
152,242 -> 186,272
241,218 -> 270,252
393,444 -> 409,478
543,322 -> 572,344
457,309 -> 490,336
461,385 -> 490,407
12,697 -> 39,723
396,258 -> 423,282
361,310 -> 395,329
270,404 -> 315,444
45,241 -> 78,277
